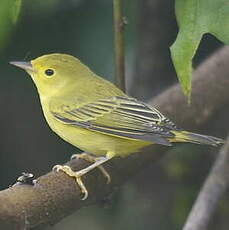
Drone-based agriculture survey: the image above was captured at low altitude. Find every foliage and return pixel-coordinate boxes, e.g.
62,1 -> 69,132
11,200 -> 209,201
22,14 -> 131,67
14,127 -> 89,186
171,0 -> 229,100
11,0 -> 22,24
0,0 -> 22,51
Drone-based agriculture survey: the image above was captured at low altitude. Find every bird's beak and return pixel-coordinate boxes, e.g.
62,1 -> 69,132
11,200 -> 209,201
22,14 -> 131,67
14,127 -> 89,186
9,61 -> 34,72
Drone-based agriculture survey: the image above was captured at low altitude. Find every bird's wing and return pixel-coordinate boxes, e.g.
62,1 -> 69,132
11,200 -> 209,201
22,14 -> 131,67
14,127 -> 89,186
50,96 -> 179,146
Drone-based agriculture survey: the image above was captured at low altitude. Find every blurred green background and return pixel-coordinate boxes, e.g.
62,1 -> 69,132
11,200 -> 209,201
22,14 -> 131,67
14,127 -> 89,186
0,0 -> 228,230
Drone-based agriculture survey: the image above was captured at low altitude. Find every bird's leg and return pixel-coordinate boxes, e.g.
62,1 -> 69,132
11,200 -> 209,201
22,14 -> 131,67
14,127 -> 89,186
53,164 -> 89,200
53,153 -> 113,200
71,153 -> 111,183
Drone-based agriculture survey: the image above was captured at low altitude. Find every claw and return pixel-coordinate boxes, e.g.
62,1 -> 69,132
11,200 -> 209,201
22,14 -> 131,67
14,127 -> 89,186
53,164 -> 89,200
53,153 -> 113,200
76,176 -> 88,200
52,164 -> 63,172
73,153 -> 111,184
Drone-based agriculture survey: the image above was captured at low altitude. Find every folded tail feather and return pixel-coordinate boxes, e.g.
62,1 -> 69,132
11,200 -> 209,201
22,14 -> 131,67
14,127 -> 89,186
171,131 -> 225,146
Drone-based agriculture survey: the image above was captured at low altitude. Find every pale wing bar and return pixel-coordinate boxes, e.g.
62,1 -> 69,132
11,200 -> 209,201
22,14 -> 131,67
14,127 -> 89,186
52,112 -> 172,146
51,96 -> 180,146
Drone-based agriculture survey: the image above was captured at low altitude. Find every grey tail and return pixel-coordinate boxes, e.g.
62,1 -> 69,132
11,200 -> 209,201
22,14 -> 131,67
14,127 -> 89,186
172,131 -> 225,147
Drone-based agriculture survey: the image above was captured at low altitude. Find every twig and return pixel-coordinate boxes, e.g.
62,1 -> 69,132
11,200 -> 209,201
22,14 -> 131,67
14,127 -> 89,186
113,0 -> 126,91
182,136 -> 229,230
0,47 -> 228,229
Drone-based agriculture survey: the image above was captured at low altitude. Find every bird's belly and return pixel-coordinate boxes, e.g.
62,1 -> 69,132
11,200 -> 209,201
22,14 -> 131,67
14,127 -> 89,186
46,116 -> 151,157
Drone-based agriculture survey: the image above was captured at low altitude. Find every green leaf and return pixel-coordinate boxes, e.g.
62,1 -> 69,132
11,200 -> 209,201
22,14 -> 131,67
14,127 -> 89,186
0,0 -> 22,51
0,0 -> 12,50
11,0 -> 22,24
170,0 -> 229,101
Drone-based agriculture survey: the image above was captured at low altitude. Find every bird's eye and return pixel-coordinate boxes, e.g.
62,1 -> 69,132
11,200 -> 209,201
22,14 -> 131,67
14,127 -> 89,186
44,69 -> 54,77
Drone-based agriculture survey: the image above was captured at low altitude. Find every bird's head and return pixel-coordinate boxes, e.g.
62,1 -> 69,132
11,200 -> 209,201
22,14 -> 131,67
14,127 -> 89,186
10,53 -> 91,96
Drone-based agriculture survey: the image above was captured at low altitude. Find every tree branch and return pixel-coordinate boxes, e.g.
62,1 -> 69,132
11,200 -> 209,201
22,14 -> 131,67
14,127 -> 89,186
182,135 -> 229,230
0,47 -> 229,229
113,0 -> 126,91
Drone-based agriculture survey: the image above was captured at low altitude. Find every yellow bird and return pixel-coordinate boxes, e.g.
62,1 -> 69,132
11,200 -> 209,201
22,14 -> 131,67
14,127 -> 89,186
10,53 -> 224,199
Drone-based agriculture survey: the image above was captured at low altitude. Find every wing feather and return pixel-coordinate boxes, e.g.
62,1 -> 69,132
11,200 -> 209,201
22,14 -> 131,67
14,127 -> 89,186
50,96 -> 178,146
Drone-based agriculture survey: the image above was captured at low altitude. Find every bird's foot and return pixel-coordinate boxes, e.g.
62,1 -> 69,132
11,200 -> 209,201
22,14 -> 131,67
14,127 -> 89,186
53,164 -> 89,200
53,154 -> 111,200
71,153 -> 111,184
